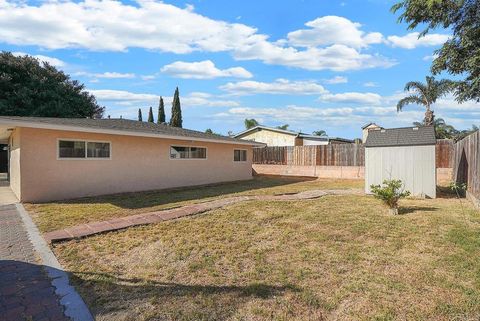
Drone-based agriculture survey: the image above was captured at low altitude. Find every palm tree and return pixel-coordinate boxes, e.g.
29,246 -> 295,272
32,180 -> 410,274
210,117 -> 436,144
414,118 -> 456,139
397,76 -> 454,126
244,118 -> 259,129
313,130 -> 327,136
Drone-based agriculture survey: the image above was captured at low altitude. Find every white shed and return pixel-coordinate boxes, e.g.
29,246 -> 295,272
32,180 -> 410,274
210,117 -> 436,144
365,126 -> 437,198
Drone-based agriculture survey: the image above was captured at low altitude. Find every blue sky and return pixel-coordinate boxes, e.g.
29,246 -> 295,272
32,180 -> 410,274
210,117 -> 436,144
1,0 -> 478,139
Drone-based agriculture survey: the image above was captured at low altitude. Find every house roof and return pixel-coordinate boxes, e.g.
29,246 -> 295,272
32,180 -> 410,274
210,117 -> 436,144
361,122 -> 381,129
365,126 -> 436,148
235,125 -> 299,138
235,125 -> 351,143
0,116 -> 263,146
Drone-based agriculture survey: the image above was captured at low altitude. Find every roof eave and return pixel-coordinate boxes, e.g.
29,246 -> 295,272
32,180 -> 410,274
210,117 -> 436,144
0,119 -> 264,147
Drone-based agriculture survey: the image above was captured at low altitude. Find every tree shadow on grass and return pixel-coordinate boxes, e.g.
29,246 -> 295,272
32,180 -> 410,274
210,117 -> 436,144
38,176 -> 317,210
68,271 -> 300,320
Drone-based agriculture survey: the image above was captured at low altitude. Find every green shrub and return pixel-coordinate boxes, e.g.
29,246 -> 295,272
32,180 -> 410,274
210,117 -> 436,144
370,179 -> 410,209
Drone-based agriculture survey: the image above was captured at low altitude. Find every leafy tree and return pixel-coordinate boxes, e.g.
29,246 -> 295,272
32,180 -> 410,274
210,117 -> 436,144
276,124 -> 289,130
397,76 -> 454,125
138,108 -> 143,121
169,87 -> 182,128
244,118 -> 259,129
392,0 -> 480,102
147,106 -> 154,123
0,51 -> 104,118
413,117 -> 478,141
313,130 -> 327,136
157,96 -> 165,123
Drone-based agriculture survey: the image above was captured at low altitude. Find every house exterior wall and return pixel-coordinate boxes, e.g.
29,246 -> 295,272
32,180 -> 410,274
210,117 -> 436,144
365,145 -> 436,198
238,130 -> 296,146
17,127 -> 253,202
9,128 -> 21,199
302,138 -> 329,146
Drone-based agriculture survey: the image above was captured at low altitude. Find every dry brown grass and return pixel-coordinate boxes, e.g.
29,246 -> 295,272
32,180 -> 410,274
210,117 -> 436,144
51,182 -> 480,321
27,176 -> 362,232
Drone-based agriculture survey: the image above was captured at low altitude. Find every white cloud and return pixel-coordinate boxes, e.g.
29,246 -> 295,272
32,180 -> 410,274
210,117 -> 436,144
387,32 -> 449,49
287,16 -> 383,48
11,51 -> 65,67
323,76 -> 348,84
94,72 -> 135,79
363,82 -> 378,87
423,54 -> 439,61
220,78 -> 328,95
0,1 -> 394,71
89,89 -> 239,108
320,92 -> 382,105
161,60 -> 252,79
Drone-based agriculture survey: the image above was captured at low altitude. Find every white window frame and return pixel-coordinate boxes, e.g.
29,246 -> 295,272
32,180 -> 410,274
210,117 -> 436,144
233,148 -> 248,162
169,145 -> 208,160
57,138 -> 112,160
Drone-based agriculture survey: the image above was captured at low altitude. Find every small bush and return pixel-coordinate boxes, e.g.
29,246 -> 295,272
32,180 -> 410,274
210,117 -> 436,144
370,179 -> 410,210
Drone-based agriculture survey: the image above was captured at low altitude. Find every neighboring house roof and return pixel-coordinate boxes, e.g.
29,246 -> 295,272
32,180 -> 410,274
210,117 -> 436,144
297,133 -> 329,141
327,137 -> 354,143
234,125 -> 351,143
0,116 -> 263,146
365,126 -> 436,148
362,122 -> 382,129
235,125 -> 299,138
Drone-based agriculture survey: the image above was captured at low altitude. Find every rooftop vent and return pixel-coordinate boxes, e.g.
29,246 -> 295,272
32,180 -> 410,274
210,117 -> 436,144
413,127 -> 419,130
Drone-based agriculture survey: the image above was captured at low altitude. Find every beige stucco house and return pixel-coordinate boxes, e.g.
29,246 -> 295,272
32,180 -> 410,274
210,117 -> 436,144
234,126 -> 352,146
0,116 -> 262,202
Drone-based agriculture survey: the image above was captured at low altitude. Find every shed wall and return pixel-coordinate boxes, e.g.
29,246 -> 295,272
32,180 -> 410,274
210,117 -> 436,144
365,145 -> 436,198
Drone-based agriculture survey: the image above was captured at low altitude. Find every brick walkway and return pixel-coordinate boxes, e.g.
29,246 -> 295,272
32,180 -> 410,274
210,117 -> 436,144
45,189 -> 361,243
0,204 -> 70,321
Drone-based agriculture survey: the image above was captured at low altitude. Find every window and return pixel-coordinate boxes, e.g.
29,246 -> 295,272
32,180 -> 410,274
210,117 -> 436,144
234,149 -> 247,162
58,140 -> 110,159
87,142 -> 110,158
59,140 -> 86,158
170,146 -> 207,159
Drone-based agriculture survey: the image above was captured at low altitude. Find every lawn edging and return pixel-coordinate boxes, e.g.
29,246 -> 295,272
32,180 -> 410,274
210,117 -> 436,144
16,203 -> 94,321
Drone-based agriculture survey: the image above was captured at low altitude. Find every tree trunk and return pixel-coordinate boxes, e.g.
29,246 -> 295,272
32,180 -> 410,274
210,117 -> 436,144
424,107 -> 434,126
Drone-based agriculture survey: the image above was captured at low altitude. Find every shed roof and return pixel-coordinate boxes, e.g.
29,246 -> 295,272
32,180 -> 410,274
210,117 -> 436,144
365,126 -> 436,147
0,116 -> 263,146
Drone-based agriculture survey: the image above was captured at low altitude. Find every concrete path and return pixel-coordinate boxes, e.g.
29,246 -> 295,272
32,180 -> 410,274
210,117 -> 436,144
45,189 -> 361,243
0,204 -> 70,321
0,185 -> 19,205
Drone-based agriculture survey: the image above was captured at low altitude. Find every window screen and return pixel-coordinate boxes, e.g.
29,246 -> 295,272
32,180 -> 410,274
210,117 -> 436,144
87,142 -> 110,158
170,146 -> 207,159
234,149 -> 247,162
59,140 -> 86,158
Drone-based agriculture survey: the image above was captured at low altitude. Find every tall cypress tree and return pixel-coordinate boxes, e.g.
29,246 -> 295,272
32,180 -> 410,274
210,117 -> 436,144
157,96 -> 165,123
138,108 -> 143,121
147,106 -> 154,122
169,87 -> 183,128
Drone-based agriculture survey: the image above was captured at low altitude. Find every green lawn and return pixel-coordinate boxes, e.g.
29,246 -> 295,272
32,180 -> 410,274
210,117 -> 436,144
27,176 -> 362,233
46,178 -> 480,321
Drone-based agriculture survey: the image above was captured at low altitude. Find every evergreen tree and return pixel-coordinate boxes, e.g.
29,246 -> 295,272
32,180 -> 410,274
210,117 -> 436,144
0,52 -> 104,118
157,96 -> 166,123
169,87 -> 183,128
147,106 -> 154,122
138,108 -> 143,121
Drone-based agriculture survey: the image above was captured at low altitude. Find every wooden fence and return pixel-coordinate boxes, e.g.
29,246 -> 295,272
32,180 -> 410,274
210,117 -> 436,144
254,141 -> 453,168
253,144 -> 365,166
453,131 -> 480,200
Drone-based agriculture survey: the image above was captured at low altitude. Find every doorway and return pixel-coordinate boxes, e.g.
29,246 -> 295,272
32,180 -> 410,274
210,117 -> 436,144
0,144 -> 8,184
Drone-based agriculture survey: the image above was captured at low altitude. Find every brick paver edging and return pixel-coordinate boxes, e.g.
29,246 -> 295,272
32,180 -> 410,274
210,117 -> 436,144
45,189 -> 361,243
